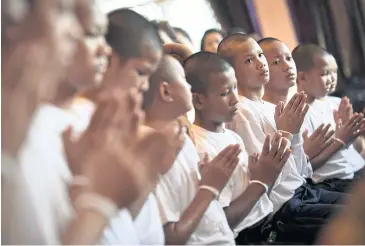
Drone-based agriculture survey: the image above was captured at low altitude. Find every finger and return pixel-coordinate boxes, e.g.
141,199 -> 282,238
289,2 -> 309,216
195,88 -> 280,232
323,129 -> 335,142
262,134 -> 271,155
275,103 -> 282,119
203,152 -> 210,164
299,103 -> 310,119
270,133 -> 282,157
350,113 -> 362,127
295,93 -> 306,114
62,127 -> 73,146
333,109 -> 339,121
313,123 -> 325,138
286,93 -> 298,111
227,158 -> 239,172
291,93 -> 303,112
220,145 -> 239,166
86,101 -> 109,132
321,138 -> 334,151
276,137 -> 289,160
280,148 -> 292,166
320,124 -> 332,138
215,144 -> 234,163
254,152 -> 260,162
336,118 -> 342,131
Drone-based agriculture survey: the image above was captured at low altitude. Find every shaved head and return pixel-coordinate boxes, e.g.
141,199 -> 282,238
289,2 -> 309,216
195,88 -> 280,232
184,51 -> 232,94
143,55 -> 182,109
217,33 -> 252,65
106,8 -> 161,60
292,44 -> 330,72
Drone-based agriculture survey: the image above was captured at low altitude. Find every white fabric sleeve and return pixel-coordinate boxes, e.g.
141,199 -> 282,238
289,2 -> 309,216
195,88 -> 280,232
154,176 -> 182,224
290,133 -> 313,178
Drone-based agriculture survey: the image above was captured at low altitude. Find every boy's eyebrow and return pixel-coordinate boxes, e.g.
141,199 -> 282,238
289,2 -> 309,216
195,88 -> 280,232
242,49 -> 264,58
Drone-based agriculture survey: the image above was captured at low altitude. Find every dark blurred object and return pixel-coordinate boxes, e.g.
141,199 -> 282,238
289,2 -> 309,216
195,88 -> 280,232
317,177 -> 365,244
227,26 -> 246,35
208,0 -> 256,35
288,0 -> 365,111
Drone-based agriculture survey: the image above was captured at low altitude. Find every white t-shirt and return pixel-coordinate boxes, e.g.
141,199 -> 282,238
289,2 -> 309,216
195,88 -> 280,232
12,102 -> 139,245
134,194 -> 165,245
2,153 -> 49,244
155,136 -> 235,245
17,104 -> 77,244
70,98 -> 164,245
227,96 -> 308,213
302,97 -> 364,182
191,125 -> 273,236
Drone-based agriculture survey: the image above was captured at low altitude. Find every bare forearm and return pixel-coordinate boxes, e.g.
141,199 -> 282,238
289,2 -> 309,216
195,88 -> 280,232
223,184 -> 265,229
62,209 -> 109,245
311,141 -> 343,170
354,136 -> 365,154
164,189 -> 215,245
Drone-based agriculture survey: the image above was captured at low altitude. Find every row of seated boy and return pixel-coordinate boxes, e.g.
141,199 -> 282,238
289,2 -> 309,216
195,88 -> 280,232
5,1 -> 364,244
151,34 -> 365,245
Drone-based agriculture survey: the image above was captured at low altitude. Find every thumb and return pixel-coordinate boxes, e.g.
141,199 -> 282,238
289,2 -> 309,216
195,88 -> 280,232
62,127 -> 73,149
275,103 -> 282,119
333,109 -> 338,119
302,129 -> 309,140
248,153 -> 258,165
202,152 -> 210,164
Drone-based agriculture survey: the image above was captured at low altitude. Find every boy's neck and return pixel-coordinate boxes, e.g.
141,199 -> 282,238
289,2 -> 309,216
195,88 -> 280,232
238,84 -> 264,102
145,106 -> 180,130
263,86 -> 289,105
306,94 -> 316,105
194,112 -> 224,133
53,82 -> 77,107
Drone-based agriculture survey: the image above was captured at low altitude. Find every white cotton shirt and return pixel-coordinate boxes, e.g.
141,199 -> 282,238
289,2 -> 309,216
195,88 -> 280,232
191,125 -> 273,236
69,98 -> 164,245
2,153 -> 48,245
302,97 -> 364,182
227,96 -> 309,213
134,194 -> 165,245
155,136 -> 235,245
11,104 -> 77,244
10,101 -> 139,245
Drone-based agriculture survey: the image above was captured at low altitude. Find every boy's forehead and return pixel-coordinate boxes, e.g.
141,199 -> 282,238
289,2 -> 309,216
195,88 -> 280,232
236,38 -> 262,56
261,41 -> 290,57
208,68 -> 236,90
313,53 -> 337,69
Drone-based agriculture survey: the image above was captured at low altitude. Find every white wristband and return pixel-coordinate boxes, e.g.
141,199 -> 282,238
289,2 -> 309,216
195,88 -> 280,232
199,185 -> 220,198
75,193 -> 118,220
278,130 -> 293,141
249,180 -> 269,193
334,137 -> 345,146
70,175 -> 90,187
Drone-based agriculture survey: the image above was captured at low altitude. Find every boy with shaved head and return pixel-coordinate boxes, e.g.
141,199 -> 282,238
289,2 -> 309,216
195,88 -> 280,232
144,55 -> 241,245
292,44 -> 365,192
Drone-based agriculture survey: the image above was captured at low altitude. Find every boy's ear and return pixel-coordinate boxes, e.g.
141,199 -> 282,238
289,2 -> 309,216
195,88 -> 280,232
159,82 -> 173,102
192,92 -> 204,110
297,71 -> 306,85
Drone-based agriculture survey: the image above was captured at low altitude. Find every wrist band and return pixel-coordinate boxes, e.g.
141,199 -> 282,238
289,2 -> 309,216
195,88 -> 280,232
199,185 -> 220,198
334,137 -> 345,146
75,193 -> 118,220
278,130 -> 293,141
249,180 -> 269,193
70,175 -> 90,187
